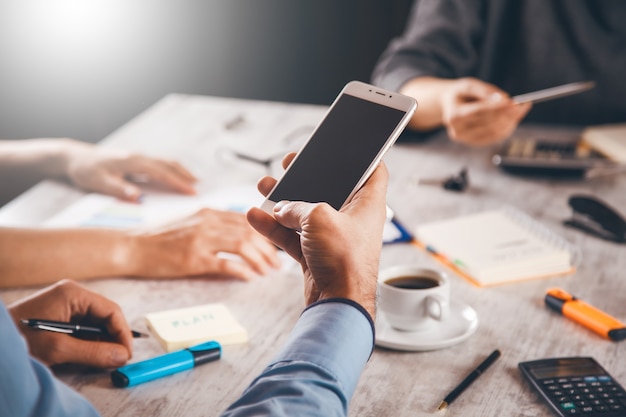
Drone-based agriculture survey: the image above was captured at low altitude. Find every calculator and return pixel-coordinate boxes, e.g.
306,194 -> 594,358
519,357 -> 626,416
492,138 -> 611,177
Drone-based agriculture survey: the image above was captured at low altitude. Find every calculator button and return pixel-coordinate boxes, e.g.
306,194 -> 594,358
584,377 -> 598,383
561,402 -> 576,410
598,376 -> 611,382
610,404 -> 624,411
563,384 -> 575,389
543,379 -> 556,385
581,406 -> 594,413
594,405 -> 607,412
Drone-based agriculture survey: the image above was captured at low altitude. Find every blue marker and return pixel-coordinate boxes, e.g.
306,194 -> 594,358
111,341 -> 221,387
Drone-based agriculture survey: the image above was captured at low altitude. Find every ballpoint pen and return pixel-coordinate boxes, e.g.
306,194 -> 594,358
21,318 -> 147,338
545,288 -> 626,341
437,349 -> 501,411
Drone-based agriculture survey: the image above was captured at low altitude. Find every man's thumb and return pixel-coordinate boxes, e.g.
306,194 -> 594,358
62,338 -> 130,368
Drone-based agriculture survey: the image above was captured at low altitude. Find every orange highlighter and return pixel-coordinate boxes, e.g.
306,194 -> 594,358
545,288 -> 626,341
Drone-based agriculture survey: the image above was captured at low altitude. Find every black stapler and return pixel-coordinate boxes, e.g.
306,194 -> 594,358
564,195 -> 626,244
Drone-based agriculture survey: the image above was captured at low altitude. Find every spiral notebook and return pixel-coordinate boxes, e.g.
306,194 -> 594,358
581,123 -> 626,163
414,207 -> 579,287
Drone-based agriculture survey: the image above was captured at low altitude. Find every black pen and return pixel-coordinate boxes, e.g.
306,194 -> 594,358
21,318 -> 147,338
437,349 -> 501,411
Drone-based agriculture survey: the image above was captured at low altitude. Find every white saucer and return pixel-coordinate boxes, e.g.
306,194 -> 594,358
375,300 -> 479,352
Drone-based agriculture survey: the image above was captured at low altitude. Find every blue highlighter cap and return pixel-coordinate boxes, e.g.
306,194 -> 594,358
111,341 -> 221,388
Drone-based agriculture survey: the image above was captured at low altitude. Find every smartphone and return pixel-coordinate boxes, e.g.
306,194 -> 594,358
519,357 -> 626,416
512,81 -> 595,105
260,81 -> 416,213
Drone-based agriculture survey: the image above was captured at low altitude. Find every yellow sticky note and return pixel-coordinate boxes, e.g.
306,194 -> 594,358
145,303 -> 248,352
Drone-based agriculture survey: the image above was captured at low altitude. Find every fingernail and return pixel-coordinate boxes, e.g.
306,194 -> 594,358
490,92 -> 504,102
111,348 -> 129,366
124,185 -> 140,199
274,200 -> 289,213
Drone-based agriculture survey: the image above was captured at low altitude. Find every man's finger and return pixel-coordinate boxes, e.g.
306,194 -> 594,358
273,200 -> 334,232
343,164 -> 389,218
53,337 -> 130,368
257,176 -> 277,197
458,78 -> 509,101
71,286 -> 134,354
247,207 -> 303,261
281,152 -> 297,169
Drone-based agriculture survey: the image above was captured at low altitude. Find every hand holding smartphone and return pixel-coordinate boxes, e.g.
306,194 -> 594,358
260,81 -> 417,213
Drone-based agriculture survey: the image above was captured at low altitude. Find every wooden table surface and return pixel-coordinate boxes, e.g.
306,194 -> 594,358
1,94 -> 624,417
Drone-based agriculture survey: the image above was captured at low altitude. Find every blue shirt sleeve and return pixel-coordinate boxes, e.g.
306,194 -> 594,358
221,300 -> 374,417
0,302 -> 101,417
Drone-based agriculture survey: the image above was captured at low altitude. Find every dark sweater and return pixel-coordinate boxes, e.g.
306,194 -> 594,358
372,0 -> 626,126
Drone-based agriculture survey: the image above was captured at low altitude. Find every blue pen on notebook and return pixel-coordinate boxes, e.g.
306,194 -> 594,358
111,341 -> 221,387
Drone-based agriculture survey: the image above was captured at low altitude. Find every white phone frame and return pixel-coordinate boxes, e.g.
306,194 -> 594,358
260,80 -> 417,214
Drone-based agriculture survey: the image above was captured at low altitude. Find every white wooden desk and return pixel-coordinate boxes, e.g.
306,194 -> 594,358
1,94 -> 625,417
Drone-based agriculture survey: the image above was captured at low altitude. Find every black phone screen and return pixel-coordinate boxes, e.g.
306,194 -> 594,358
268,93 -> 406,210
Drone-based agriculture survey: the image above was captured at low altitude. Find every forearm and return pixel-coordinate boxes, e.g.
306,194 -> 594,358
0,228 -> 134,288
0,138 -> 89,178
222,301 -> 374,416
400,76 -> 455,131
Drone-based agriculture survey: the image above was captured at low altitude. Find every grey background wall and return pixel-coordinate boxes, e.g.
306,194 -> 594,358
0,0 -> 413,143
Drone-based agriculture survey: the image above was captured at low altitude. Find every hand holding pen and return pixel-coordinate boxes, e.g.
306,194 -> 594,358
8,280 -> 135,368
20,318 -> 147,339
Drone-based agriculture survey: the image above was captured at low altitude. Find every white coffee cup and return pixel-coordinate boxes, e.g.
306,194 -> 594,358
378,266 -> 450,332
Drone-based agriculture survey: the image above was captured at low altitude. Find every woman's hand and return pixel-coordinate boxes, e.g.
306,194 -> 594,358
127,208 -> 281,281
64,141 -> 197,201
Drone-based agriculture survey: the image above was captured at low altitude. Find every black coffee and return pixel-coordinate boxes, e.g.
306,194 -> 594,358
385,276 -> 439,290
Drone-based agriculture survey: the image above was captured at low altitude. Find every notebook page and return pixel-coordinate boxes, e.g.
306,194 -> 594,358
415,209 -> 571,285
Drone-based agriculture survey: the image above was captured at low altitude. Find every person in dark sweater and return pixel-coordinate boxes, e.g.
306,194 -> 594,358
372,0 -> 626,146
